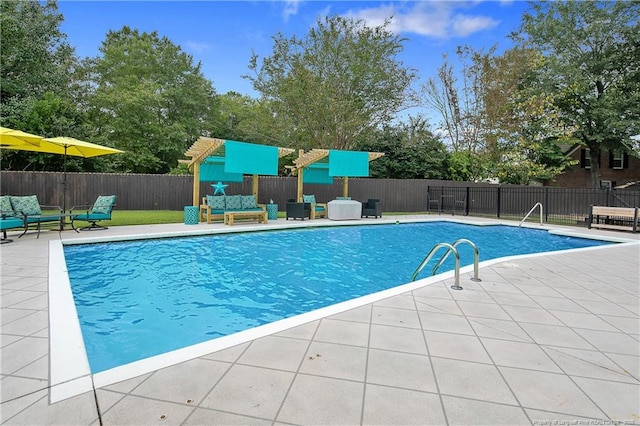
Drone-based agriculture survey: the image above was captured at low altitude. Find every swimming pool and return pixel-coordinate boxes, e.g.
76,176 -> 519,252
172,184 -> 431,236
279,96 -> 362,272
63,221 -> 610,374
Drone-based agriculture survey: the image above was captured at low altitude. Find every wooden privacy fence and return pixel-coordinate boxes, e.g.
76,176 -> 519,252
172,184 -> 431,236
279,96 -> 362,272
1,171 -> 639,226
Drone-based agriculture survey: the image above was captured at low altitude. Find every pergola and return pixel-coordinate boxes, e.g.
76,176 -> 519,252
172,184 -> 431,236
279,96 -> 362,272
181,137 -> 294,206
287,149 -> 385,201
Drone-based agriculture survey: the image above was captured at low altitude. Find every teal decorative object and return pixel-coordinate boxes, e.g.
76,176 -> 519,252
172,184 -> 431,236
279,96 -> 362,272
211,181 -> 228,195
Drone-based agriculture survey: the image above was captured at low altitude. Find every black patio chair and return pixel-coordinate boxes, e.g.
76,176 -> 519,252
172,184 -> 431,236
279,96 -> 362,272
361,199 -> 382,218
286,199 -> 311,220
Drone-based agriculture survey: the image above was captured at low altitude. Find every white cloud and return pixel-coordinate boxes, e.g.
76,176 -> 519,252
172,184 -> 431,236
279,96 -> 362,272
185,41 -> 211,54
282,0 -> 301,21
345,1 -> 500,39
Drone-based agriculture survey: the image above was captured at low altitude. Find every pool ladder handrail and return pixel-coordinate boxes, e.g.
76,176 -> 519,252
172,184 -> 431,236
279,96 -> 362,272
519,202 -> 543,227
411,239 -> 481,290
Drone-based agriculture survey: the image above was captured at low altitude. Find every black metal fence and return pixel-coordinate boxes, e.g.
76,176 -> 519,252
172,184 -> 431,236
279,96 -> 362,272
2,171 -> 639,227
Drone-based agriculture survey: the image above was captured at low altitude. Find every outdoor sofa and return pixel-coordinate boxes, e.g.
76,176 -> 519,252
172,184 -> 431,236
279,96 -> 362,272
200,194 -> 266,224
0,195 -> 63,238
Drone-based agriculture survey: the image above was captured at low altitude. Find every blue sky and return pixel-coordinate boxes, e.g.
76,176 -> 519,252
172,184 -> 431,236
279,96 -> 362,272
58,1 -> 529,117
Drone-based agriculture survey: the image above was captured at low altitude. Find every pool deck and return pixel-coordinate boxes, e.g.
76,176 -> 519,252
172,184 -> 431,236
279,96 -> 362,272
1,215 -> 639,425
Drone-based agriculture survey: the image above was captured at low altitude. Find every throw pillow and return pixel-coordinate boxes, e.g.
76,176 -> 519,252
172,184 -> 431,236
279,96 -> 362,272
241,195 -> 257,209
91,195 -> 116,214
302,194 -> 316,205
10,195 -> 41,216
225,195 -> 242,210
207,195 -> 226,210
0,195 -> 14,216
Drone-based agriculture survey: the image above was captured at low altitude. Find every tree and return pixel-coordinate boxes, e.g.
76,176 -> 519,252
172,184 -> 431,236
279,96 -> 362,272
514,1 -> 640,188
84,27 -> 219,173
355,116 -> 449,179
0,0 -> 85,171
246,15 -> 416,151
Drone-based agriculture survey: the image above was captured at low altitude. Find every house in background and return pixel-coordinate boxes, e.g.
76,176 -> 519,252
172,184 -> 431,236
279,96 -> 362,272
552,144 -> 640,188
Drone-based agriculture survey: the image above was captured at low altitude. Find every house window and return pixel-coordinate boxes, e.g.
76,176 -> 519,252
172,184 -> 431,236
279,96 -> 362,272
612,150 -> 624,169
600,180 -> 612,189
582,149 -> 591,169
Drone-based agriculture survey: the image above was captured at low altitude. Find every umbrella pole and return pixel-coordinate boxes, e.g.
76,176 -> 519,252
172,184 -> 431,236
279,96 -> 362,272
61,147 -> 67,230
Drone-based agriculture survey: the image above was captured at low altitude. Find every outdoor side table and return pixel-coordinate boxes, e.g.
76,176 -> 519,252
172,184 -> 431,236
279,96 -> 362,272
183,206 -> 199,225
266,203 -> 278,220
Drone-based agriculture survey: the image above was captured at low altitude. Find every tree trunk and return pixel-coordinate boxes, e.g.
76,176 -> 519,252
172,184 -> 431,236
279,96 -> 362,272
589,145 -> 601,188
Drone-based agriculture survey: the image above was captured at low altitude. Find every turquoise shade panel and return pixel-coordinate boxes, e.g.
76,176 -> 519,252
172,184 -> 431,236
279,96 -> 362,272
328,150 -> 369,177
224,140 -> 279,175
303,163 -> 333,184
199,162 -> 243,182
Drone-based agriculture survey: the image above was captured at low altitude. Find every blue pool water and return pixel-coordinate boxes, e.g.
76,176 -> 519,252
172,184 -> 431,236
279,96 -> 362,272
64,222 -> 610,373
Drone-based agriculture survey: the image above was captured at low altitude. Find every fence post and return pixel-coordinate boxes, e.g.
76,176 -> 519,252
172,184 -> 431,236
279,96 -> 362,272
465,186 -> 470,216
496,186 -> 501,218
606,187 -> 612,206
544,186 -> 549,222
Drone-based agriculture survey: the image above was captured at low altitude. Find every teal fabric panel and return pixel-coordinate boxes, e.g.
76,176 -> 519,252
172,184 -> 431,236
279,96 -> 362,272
199,163 -> 243,182
224,140 -> 279,175
303,163 -> 333,184
329,150 -> 369,177
10,195 -> 41,215
91,195 -> 116,214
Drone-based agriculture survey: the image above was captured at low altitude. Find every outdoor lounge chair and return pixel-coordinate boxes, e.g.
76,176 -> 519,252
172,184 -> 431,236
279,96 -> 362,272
4,195 -> 64,238
302,194 -> 327,219
70,195 -> 116,231
361,198 -> 382,218
1,214 -> 25,244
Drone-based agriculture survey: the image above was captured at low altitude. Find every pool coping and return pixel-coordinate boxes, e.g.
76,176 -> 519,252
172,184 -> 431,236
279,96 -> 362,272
48,218 -> 640,403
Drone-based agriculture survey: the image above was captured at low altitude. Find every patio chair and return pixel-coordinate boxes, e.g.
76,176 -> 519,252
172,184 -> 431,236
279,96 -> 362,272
361,199 -> 382,218
302,194 -> 327,219
70,195 -> 116,231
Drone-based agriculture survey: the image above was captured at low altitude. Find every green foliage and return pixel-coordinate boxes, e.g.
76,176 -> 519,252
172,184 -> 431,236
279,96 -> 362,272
514,0 -> 640,187
246,15 -> 416,151
356,117 -> 449,179
447,151 -> 486,182
83,27 -> 219,173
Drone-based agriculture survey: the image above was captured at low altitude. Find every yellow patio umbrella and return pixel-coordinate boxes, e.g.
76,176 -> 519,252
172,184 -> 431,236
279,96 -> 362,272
2,135 -> 124,212
0,126 -> 44,148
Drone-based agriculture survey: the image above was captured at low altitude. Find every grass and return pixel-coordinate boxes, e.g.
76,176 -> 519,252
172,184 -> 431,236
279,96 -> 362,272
108,210 -> 185,226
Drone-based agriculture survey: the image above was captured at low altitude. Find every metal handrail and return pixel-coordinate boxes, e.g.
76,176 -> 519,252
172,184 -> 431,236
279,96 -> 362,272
519,202 -> 543,226
432,239 -> 481,282
411,243 -> 462,290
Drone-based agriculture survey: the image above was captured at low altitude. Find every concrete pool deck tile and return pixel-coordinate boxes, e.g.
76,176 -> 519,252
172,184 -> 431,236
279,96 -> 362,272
99,393 -> 195,426
1,311 -> 48,336
573,328 -> 640,356
417,310 -> 476,335
519,322 -> 595,350
573,376 -> 640,420
371,293 -> 415,309
542,346 -> 638,383
183,407 -> 273,425
501,305 -> 565,325
576,299 -> 639,317
300,341 -> 368,381
236,335 -> 310,371
456,299 -> 511,321
549,309 -> 620,332
4,389 -> 99,426
468,316 -> 533,342
413,295 -> 464,315
275,374 -> 364,425
130,358 -> 231,405
370,305 -> 422,328
481,338 -> 563,373
198,342 -> 250,363
362,384 -> 446,425
529,294 -> 591,312
368,323 -> 428,355
440,395 -> 531,425
490,291 -> 546,308
199,364 -> 294,418
424,330 -> 492,364
499,367 -> 607,418
312,317 -> 370,347
600,313 -> 640,334
273,320 -> 319,340
368,349 -> 436,393
325,304 -> 371,323
431,357 -> 518,405
1,336 -> 48,375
